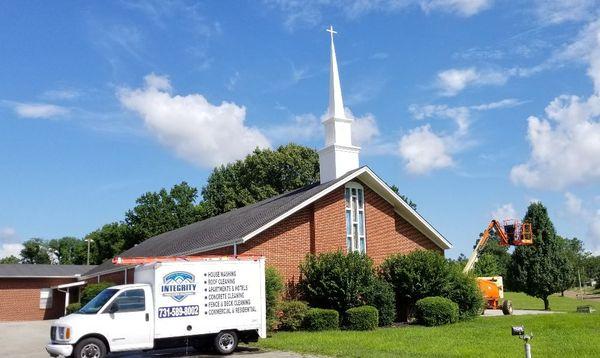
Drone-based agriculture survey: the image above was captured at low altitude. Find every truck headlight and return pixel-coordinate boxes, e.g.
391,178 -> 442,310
56,326 -> 71,341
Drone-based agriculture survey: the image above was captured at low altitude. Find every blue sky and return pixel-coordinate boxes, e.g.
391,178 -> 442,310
1,0 -> 599,259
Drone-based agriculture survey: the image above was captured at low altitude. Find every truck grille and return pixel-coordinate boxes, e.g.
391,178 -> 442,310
50,326 -> 56,341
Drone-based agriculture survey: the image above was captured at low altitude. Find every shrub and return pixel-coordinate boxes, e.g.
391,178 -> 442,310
66,302 -> 81,314
265,266 -> 284,331
81,282 -> 114,306
299,251 -> 376,313
278,300 -> 309,331
380,250 -> 481,321
446,268 -> 484,320
303,308 -> 339,331
345,306 -> 378,331
415,296 -> 459,326
364,279 -> 396,326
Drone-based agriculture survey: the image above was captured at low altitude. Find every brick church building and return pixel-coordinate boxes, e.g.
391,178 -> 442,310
83,28 -> 451,288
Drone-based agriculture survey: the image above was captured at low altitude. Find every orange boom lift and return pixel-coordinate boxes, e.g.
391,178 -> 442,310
463,219 -> 533,315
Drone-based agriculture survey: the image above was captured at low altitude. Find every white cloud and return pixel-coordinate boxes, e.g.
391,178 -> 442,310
510,94 -> 600,189
370,52 -> 389,60
403,98 -> 524,174
511,22 -> 600,190
0,243 -> 23,259
143,73 -> 172,91
42,89 -> 81,101
266,113 -> 321,142
565,192 -> 584,216
491,203 -> 518,221
533,0 -> 597,25
118,73 -> 271,168
0,227 -> 16,240
410,103 -> 471,135
265,0 -> 492,30
419,0 -> 493,17
563,192 -> 600,253
399,125 -> 454,174
351,113 -> 380,146
11,102 -> 69,118
436,67 -> 508,96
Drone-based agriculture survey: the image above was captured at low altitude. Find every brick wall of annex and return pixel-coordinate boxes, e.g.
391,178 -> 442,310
0,277 -> 75,321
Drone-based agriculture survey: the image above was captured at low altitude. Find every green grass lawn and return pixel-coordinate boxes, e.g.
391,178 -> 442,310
505,291 -> 600,311
256,293 -> 600,357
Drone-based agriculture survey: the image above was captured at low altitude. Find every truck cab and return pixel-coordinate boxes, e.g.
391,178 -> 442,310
46,283 -> 155,357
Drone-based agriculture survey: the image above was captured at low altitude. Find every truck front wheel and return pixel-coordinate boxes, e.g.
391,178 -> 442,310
214,331 -> 238,355
73,337 -> 107,358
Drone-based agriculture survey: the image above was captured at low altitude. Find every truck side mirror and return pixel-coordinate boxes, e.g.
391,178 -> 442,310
108,302 -> 119,314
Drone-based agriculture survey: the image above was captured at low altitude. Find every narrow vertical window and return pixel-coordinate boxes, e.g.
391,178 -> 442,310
345,183 -> 366,254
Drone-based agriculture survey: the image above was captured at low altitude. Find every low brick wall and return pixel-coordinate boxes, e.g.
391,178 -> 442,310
0,277 -> 75,321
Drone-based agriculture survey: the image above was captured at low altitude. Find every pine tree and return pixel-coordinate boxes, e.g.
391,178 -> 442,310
508,202 -> 573,310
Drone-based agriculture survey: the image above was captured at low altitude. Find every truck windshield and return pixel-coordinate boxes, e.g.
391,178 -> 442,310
77,288 -> 119,314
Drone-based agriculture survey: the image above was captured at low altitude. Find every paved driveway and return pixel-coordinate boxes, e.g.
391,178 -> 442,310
0,320 -> 310,358
483,309 -> 560,317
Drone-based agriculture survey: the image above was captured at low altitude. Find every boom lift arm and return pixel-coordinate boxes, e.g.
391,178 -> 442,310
463,219 -> 533,274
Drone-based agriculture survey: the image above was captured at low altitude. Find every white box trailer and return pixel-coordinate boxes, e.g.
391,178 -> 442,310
46,256 -> 266,358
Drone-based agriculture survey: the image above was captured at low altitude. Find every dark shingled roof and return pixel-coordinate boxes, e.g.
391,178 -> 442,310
84,167 -> 365,277
0,264 -> 96,278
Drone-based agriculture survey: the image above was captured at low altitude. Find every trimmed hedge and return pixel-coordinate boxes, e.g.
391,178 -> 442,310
364,279 -> 396,326
66,302 -> 81,314
299,251 -> 376,314
345,305 -> 378,331
278,300 -> 309,331
303,308 -> 339,331
81,282 -> 114,306
415,296 -> 459,326
380,250 -> 483,321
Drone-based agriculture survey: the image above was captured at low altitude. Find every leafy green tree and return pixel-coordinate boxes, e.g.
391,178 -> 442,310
125,182 -> 201,242
201,144 -> 320,217
583,255 -> 600,286
0,255 -> 20,264
48,237 -> 87,264
20,238 -> 51,264
380,250 -> 482,321
508,202 -> 574,310
473,233 -> 511,277
85,222 -> 140,265
562,237 -> 591,287
389,185 -> 417,210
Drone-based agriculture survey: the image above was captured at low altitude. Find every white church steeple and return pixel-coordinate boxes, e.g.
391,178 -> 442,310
319,26 -> 360,183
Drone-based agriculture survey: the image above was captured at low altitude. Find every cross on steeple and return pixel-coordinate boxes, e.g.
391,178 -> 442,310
326,25 -> 337,40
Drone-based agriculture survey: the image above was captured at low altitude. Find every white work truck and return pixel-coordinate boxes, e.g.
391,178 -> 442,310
46,257 -> 266,357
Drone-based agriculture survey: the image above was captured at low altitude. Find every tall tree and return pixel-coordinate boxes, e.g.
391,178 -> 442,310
48,237 -> 87,265
86,222 -> 141,264
473,232 -> 511,277
125,182 -> 201,242
389,185 -> 417,210
508,202 -> 573,310
201,144 -> 320,217
20,238 -> 51,264
0,255 -> 20,264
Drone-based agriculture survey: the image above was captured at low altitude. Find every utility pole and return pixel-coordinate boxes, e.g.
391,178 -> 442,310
86,238 -> 93,265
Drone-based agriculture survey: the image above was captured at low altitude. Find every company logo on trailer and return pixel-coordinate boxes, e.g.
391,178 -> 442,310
161,271 -> 197,302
